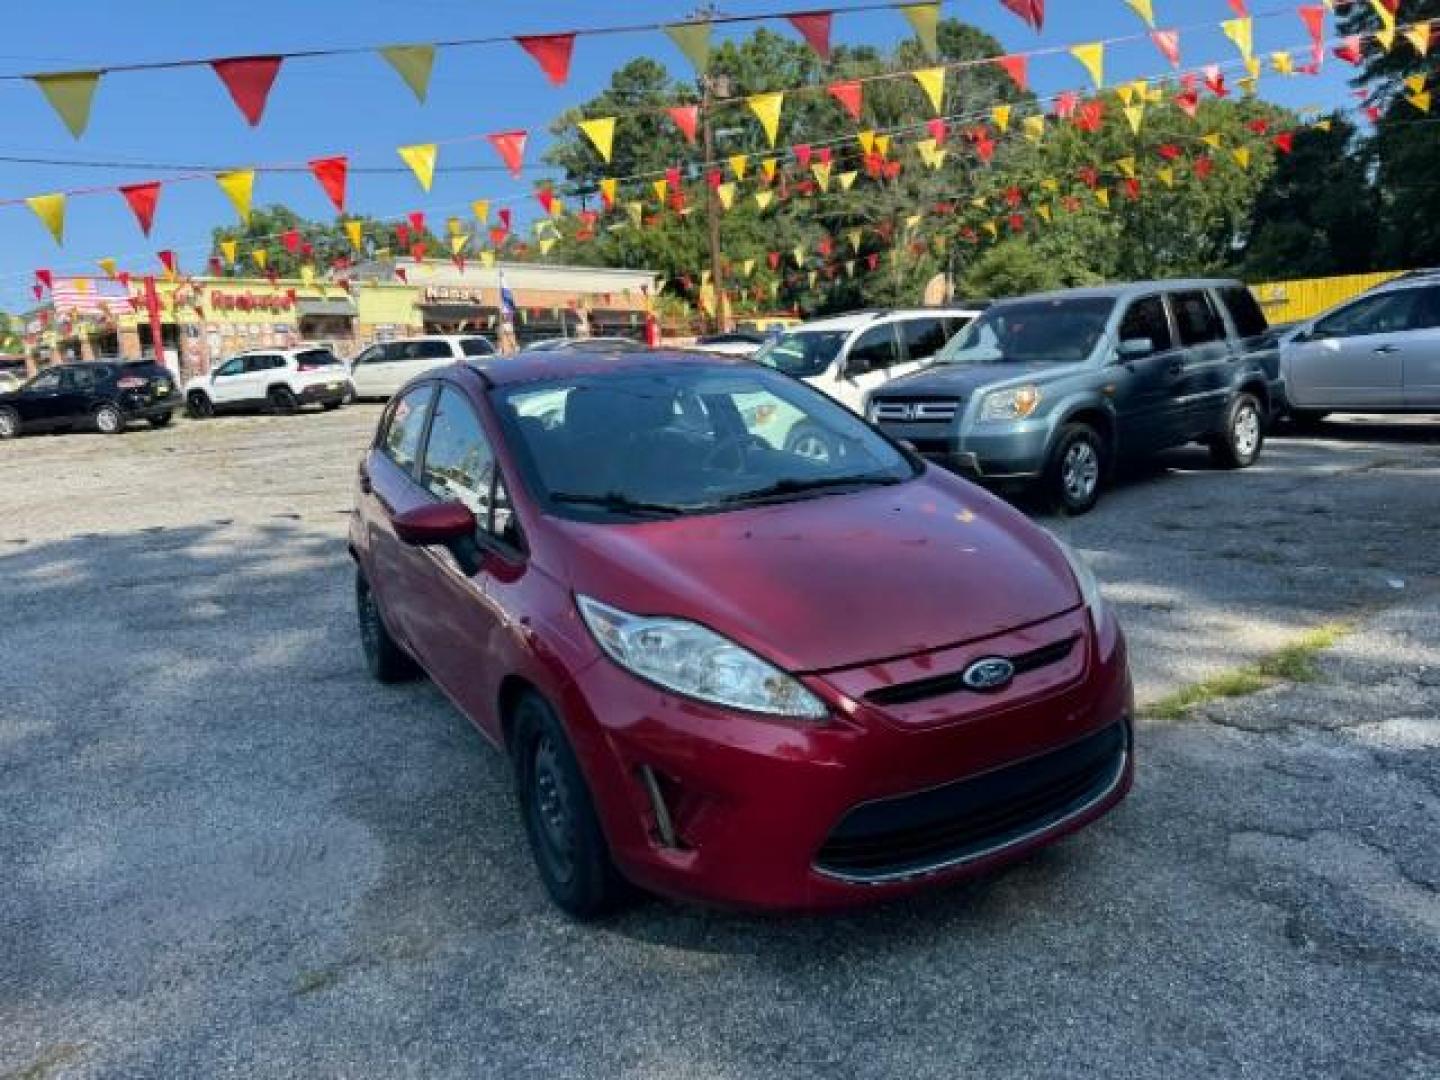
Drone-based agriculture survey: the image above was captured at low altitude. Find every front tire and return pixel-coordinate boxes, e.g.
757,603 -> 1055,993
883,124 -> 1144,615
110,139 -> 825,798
186,392 -> 213,419
1210,393 -> 1264,469
0,406 -> 19,439
355,571 -> 419,683
511,692 -> 629,919
1043,423 -> 1105,516
94,403 -> 125,435
268,386 -> 299,415
149,412 -> 174,429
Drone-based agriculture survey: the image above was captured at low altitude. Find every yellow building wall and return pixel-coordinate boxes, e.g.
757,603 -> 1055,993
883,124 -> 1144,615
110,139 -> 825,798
355,283 -> 422,326
1250,271 -> 1404,324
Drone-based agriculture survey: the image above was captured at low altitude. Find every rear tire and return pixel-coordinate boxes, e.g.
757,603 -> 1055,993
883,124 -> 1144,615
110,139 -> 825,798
1043,423 -> 1105,516
149,412 -> 173,429
94,403 -> 125,435
321,401 -> 342,412
511,692 -> 629,919
268,386 -> 299,415
0,406 -> 19,439
186,392 -> 213,419
1209,393 -> 1264,469
355,570 -> 419,683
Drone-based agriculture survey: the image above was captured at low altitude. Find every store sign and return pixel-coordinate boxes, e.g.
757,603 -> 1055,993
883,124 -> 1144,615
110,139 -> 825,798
209,290 -> 296,313
423,286 -> 488,305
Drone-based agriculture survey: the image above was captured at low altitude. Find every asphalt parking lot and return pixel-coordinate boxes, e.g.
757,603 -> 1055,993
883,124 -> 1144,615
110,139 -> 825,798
2,406 -> 1438,1078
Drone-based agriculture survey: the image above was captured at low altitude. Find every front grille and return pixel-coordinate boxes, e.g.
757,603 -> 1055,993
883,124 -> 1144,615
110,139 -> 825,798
814,719 -> 1127,883
871,398 -> 961,424
865,636 -> 1078,707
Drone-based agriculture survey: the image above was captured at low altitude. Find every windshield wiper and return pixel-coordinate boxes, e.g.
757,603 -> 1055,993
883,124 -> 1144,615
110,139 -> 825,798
717,474 -> 903,506
549,491 -> 689,518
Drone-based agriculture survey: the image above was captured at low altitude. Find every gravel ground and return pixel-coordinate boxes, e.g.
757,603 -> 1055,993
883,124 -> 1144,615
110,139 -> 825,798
1,406 -> 1437,1078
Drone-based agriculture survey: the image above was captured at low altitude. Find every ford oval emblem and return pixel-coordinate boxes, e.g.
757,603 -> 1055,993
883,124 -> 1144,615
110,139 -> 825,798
962,657 -> 1016,692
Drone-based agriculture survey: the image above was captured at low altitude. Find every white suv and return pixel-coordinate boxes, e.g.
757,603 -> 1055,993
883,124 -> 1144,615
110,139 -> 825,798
184,347 -> 352,418
347,335 -> 496,400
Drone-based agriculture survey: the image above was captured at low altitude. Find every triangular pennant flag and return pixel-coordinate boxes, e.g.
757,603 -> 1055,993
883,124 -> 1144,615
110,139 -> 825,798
216,169 -> 254,224
667,105 -> 699,144
1070,43 -> 1105,88
1334,37 -> 1364,66
308,156 -> 348,213
652,178 -> 668,204
578,117 -> 616,163
1117,84 -> 1136,107
747,91 -> 784,148
857,130 -> 876,154
211,56 -> 283,126
874,134 -> 892,156
252,248 -> 268,271
598,178 -> 618,208
664,21 -> 713,74
379,45 -> 436,102
119,182 -> 161,236
1409,90 -> 1433,113
1036,204 -> 1053,223
516,33 -> 576,86
1404,23 -> 1431,56
741,259 -> 756,277
827,80 -> 863,121
982,220 -> 999,239
846,228 -> 864,254
1150,29 -> 1181,68
901,3 -> 941,58
1001,0 -> 1045,31
1094,187 -> 1111,209
1222,17 -> 1254,64
487,130 -> 528,178
98,257 -> 118,278
27,193 -> 65,245
157,250 -> 178,278
450,233 -> 470,256
344,221 -> 364,250
758,157 -> 778,182
1201,131 -> 1224,149
471,199 -> 490,224
219,238 -> 239,265
997,54 -> 1029,91
1023,114 -> 1046,142
1375,26 -> 1396,53
1115,156 -> 1137,178
716,182 -> 736,210
812,162 -> 833,190
991,104 -> 1012,132
754,191 -> 774,211
1124,0 -> 1155,27
792,245 -> 806,268
625,202 -> 643,227
729,153 -> 749,180
1124,104 -> 1145,134
788,12 -> 832,59
397,143 -> 437,191
1232,146 -> 1252,169
912,68 -> 945,115
1272,51 -> 1295,74
1156,165 -> 1175,188
32,72 -> 101,139
838,170 -> 857,190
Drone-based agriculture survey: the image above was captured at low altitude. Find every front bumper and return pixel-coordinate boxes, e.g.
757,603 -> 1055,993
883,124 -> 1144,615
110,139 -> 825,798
298,381 -> 348,405
880,421 -> 1051,480
567,605 -> 1133,911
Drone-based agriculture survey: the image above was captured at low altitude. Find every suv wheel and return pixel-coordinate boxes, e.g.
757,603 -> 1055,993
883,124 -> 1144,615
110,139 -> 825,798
0,406 -> 19,439
511,691 -> 629,919
784,422 -> 837,464
355,571 -> 418,683
1044,423 -> 1105,516
186,392 -> 213,419
268,386 -> 299,415
1210,393 -> 1264,469
94,403 -> 125,435
149,412 -> 173,429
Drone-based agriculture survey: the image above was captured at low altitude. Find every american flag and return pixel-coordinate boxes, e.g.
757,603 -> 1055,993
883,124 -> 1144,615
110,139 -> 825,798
47,276 -> 135,316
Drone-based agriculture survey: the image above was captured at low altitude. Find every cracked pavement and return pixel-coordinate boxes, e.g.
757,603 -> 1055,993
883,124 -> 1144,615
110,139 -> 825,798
1,408 -> 1437,1078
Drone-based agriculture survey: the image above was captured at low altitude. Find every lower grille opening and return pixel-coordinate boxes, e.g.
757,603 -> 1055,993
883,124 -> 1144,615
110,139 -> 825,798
814,719 -> 1128,882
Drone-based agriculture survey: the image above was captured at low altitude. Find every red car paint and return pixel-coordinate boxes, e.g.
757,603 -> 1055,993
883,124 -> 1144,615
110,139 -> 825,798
350,354 -> 1133,911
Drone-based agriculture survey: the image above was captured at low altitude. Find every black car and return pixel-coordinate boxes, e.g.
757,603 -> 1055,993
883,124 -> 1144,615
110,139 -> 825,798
0,361 -> 178,439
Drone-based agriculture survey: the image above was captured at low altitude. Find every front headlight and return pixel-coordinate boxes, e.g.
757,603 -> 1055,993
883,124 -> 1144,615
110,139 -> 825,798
1050,536 -> 1107,623
576,595 -> 829,720
979,384 -> 1042,422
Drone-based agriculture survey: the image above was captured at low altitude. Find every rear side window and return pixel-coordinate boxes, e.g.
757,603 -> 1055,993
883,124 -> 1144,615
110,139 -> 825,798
62,367 -> 98,392
1410,286 -> 1440,330
1219,286 -> 1269,338
845,325 -> 900,375
1118,296 -> 1173,352
380,384 -> 435,473
1314,291 -> 1420,338
296,349 -> 340,367
899,318 -> 949,362
460,338 -> 495,357
405,340 -> 455,360
1169,291 -> 1226,346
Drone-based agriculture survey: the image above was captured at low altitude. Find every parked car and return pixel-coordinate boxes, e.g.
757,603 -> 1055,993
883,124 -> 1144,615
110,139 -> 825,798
519,336 -> 649,355
0,361 -> 177,438
350,351 -> 1132,915
1280,275 -> 1440,426
684,330 -> 768,357
348,335 -> 495,400
753,307 -> 983,417
867,280 -> 1282,514
184,347 -> 351,418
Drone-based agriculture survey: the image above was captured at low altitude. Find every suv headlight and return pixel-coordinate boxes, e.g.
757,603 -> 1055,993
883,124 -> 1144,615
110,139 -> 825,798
979,384 -> 1042,422
1049,536 -> 1107,623
576,595 -> 828,720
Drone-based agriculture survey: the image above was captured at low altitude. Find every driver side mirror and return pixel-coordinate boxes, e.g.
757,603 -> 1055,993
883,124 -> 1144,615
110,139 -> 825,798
1116,338 -> 1155,361
393,501 -> 478,547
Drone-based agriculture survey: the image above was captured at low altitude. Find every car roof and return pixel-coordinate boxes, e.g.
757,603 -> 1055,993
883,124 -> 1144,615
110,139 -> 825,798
471,349 -> 747,388
790,308 -> 986,333
997,279 -> 1243,305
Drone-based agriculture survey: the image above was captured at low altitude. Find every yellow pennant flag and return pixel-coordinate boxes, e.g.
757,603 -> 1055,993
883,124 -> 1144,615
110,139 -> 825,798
480,251 -> 496,268
1404,23 -> 1432,56
1201,131 -> 1224,149
664,21 -> 713,74
344,221 -> 364,250
1041,177 -> 1059,192
450,234 -> 470,256
754,190 -> 774,211
470,199 -> 490,224
747,91 -> 784,148
1314,118 -> 1333,132
397,143 -> 438,191
1271,51 -> 1295,75
1124,0 -> 1154,28
847,228 -> 863,253
1124,104 -> 1145,134
1376,27 -> 1396,52
215,240 -> 236,266
300,266 -> 315,286
539,238 -> 556,255
971,196 -> 988,209
578,117 -> 616,163
812,161 -> 833,191
380,45 -> 437,103
98,256 -> 118,277
26,193 -> 66,245
216,169 -> 255,224
716,182 -> 736,210
1371,0 -> 1397,34
652,178 -> 668,203
905,213 -> 922,233
845,260 -> 855,278
900,3 -> 940,59
741,258 -> 755,277
1115,156 -> 1137,179
915,137 -> 936,164
807,271 -> 818,290
929,148 -> 948,170
1070,42 -> 1105,89
32,71 -> 101,139
1405,73 -> 1428,95
982,220 -> 998,239
446,216 -> 463,236
992,104 -> 1012,132
1222,18 -> 1254,64
1156,165 -> 1176,188
729,153 -> 749,180
857,130 -> 875,155
598,178 -> 618,206
625,201 -> 644,227
1095,187 -> 1111,209
1023,114 -> 1046,142
252,249 -> 268,271
792,245 -> 805,268
1409,90 -> 1433,113
755,157 -> 775,182
1117,84 -> 1136,107
1036,204 -> 1052,223
913,68 -> 945,115
838,170 -> 857,190
1232,147 -> 1252,170
874,134 -> 892,156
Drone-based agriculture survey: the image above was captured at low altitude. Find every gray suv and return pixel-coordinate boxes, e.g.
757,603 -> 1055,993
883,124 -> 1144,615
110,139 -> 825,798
867,280 -> 1282,513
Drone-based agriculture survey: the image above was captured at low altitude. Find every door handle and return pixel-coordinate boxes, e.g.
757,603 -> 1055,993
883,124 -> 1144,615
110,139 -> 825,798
1373,344 -> 1399,355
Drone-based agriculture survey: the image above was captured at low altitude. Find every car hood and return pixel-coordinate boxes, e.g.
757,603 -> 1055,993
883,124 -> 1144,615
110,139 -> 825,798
553,472 -> 1080,673
877,361 -> 1085,399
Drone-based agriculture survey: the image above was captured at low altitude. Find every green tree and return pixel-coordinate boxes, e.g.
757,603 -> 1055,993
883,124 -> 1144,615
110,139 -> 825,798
211,205 -> 440,278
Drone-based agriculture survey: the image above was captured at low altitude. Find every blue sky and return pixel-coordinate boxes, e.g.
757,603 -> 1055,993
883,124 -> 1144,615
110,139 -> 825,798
0,1 -> 1357,310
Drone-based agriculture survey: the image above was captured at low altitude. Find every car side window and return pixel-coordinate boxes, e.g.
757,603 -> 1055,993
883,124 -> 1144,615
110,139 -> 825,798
460,338 -> 495,357
380,384 -> 435,474
1314,291 -> 1419,339
845,325 -> 899,376
352,346 -> 381,366
1118,296 -> 1173,354
420,386 -> 520,548
1219,286 -> 1268,339
899,318 -> 948,363
243,355 -> 276,374
61,367 -> 97,392
214,358 -> 244,377
27,370 -> 62,392
1169,291 -> 1225,346
1409,286 -> 1440,331
406,341 -> 455,360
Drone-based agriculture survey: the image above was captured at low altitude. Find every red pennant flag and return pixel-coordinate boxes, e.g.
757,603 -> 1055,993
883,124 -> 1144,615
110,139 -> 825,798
35,268 -> 53,290
818,147 -> 832,164
1333,37 -> 1363,66
536,187 -> 556,215
117,271 -> 130,288
282,228 -> 302,254
1193,156 -> 1214,180
489,227 -> 507,247
1227,0 -> 1248,15
1273,131 -> 1295,154
665,166 -> 682,190
157,250 -> 178,275
1078,165 -> 1100,189
1203,65 -> 1228,97
1004,185 -> 1024,208
827,80 -> 862,120
667,105 -> 699,144
1123,178 -> 1141,201
498,208 -> 513,232
395,224 -> 411,248
1053,91 -> 1079,119
883,160 -> 902,181
1365,105 -> 1381,124
1008,213 -> 1025,233
1000,0 -> 1045,31
1074,100 -> 1105,132
926,118 -> 947,144
866,253 -> 879,271
408,211 -> 426,233
794,144 -> 813,169
119,181 -> 162,236
410,243 -> 427,263
1247,118 -> 1270,135
300,240 -> 314,258
211,56 -> 283,126
996,54 -> 1029,91
307,156 -> 348,213
974,135 -> 996,164
767,251 -> 781,270
208,257 -> 224,275
1298,5 -> 1325,53
705,169 -> 723,189
1158,143 -> 1183,160
1175,89 -> 1200,118
1150,29 -> 1181,68
32,284 -> 43,301
787,12 -> 832,59
395,267 -> 407,283
488,130 -> 528,178
515,33 -> 576,86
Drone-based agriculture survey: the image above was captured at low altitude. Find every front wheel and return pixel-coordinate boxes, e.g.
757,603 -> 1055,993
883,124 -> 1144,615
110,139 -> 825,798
1043,423 -> 1105,516
268,386 -> 299,415
511,692 -> 629,919
149,412 -> 174,429
94,403 -> 125,435
355,571 -> 419,683
0,406 -> 20,439
186,392 -> 213,419
1210,393 -> 1264,469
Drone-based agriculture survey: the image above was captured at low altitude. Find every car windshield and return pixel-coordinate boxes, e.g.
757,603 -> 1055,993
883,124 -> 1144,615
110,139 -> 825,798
935,298 -> 1116,365
495,366 -> 916,521
753,330 -> 849,378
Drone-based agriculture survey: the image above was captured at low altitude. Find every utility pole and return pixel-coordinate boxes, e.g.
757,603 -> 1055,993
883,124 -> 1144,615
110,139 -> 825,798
693,1 -> 730,332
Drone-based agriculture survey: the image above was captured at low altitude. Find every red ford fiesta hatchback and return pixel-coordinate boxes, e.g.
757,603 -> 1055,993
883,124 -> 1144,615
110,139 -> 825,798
350,352 -> 1133,916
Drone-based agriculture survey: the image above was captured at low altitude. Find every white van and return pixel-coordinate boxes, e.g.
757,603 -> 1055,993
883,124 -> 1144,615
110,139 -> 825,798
348,335 -> 496,400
